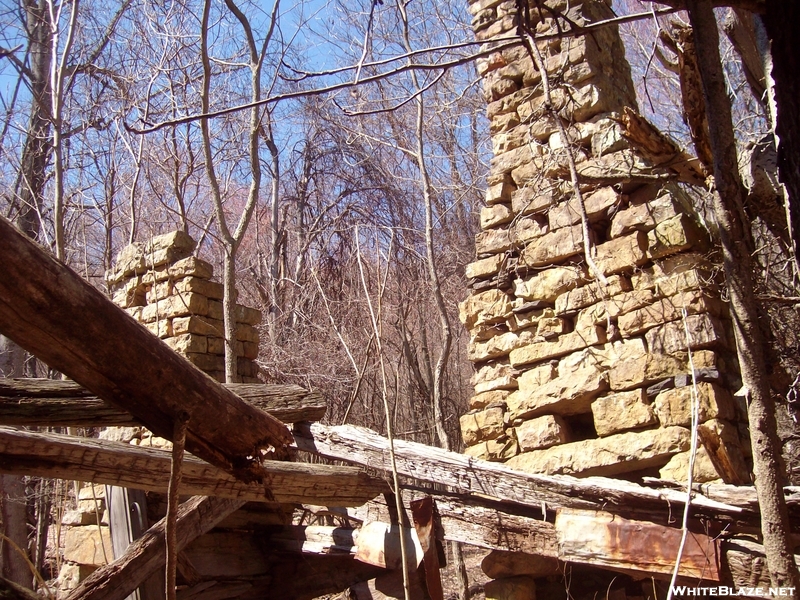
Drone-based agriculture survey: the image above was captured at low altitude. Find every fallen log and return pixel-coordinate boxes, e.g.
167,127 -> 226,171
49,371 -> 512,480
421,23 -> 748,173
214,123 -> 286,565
67,496 -> 244,600
0,218 -> 292,481
0,378 -> 326,426
0,427 -> 387,506
294,423 -> 792,523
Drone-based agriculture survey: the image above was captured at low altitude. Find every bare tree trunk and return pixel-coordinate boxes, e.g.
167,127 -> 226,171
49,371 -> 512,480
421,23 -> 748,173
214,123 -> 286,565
686,0 -> 800,588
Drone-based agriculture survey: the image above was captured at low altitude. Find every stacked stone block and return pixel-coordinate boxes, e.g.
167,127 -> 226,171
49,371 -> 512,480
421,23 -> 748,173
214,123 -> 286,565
105,231 -> 262,383
461,0 -> 751,490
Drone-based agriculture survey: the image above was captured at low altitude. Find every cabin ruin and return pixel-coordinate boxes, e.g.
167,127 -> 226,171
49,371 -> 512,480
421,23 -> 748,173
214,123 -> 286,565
0,0 -> 798,599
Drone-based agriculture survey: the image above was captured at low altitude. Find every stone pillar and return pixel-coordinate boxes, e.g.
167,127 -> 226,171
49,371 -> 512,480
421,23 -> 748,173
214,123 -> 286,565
105,231 -> 262,383
462,1 -> 752,593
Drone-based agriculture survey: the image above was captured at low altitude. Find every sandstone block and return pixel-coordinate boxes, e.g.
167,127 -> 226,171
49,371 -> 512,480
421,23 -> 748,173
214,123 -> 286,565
590,118 -> 628,157
57,563 -> 97,591
698,418 -> 750,485
460,406 -> 507,445
645,313 -> 726,354
658,446 -> 723,484
654,382 -> 735,427
144,319 -> 170,339
472,362 -> 519,393
242,341 -> 259,360
458,290 -> 511,329
78,484 -> 106,501
554,274 -> 631,314
208,337 -> 245,356
592,389 -> 656,437
520,224 -> 583,267
470,330 -> 537,362
64,526 -> 112,566
62,509 -> 97,526
507,307 -> 551,332
547,187 -> 621,229
164,333 -> 208,355
111,276 -> 145,307
482,551 -> 560,579
631,266 -> 711,299
511,184 -> 559,216
576,149 -> 670,183
574,289 -> 655,331
594,230 -> 648,275
465,437 -> 519,462
617,290 -> 724,337
507,366 -> 608,420
476,228 -> 514,255
609,192 -> 680,238
509,326 -> 606,367
608,349 -> 717,391
647,213 -> 708,259
481,203 -> 514,229
536,316 -> 566,338
484,576 -> 537,600
513,215 -> 549,243
467,255 -> 506,279
471,390 -> 512,410
141,256 -> 214,285
209,303 -> 262,326
491,144 -> 533,176
515,415 -> 570,451
514,266 -> 586,303
141,292 -> 209,322
506,426 -> 690,477
486,179 -> 515,206
174,276 -> 224,300
172,315 -> 225,337
558,338 -> 646,373
517,362 -> 557,390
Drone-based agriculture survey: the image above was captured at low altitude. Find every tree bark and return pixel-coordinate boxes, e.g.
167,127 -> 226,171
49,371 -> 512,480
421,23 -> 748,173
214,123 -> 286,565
0,217 -> 293,480
685,0 -> 800,588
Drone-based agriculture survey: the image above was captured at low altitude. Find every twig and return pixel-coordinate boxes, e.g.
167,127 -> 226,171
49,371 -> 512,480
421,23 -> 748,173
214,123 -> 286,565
166,413 -> 189,600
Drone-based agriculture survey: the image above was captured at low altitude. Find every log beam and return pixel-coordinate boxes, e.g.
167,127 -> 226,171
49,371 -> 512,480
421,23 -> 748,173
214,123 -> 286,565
294,423 -> 792,523
0,378 -> 326,426
0,218 -> 292,481
0,427 -> 387,506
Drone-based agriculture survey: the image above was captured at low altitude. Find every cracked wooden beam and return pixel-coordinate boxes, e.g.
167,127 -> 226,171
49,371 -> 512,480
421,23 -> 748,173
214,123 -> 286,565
0,217 -> 292,481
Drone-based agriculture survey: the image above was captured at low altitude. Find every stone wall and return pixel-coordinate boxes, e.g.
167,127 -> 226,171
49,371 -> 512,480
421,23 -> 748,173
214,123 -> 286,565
460,0 -> 751,487
54,231 -> 263,596
105,231 -> 261,383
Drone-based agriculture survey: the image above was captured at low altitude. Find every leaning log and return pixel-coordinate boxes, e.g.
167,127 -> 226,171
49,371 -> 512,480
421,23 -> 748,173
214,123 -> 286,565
0,218 -> 292,481
0,427 -> 387,506
293,423 -> 782,522
0,378 -> 326,426
67,496 -> 244,600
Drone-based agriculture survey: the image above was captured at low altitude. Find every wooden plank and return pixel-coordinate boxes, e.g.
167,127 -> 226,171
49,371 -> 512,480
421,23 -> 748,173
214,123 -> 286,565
0,427 -> 388,506
67,496 -> 245,600
0,379 -> 325,426
555,508 -> 721,581
0,379 -> 326,426
294,423 -> 755,519
0,218 -> 292,481
410,497 -> 444,600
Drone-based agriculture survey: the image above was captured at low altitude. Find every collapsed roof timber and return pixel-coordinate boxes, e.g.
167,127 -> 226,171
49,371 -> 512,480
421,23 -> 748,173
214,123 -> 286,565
0,217 -> 798,599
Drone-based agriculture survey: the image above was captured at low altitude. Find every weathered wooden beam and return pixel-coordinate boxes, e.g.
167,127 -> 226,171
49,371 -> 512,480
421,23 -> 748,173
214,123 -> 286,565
556,508 -> 721,581
293,423 -> 776,521
0,378 -> 326,426
66,496 -> 245,600
0,427 -> 388,506
0,218 -> 292,481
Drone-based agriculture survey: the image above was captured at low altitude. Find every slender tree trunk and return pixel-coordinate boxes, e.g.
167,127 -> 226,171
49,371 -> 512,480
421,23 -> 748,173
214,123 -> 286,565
686,0 -> 800,588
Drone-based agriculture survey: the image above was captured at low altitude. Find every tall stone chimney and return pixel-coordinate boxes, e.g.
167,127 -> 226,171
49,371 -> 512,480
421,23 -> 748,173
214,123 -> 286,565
460,0 -> 751,485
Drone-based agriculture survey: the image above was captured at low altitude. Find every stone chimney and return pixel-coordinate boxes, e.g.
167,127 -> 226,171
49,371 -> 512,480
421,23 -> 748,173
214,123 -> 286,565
460,0 -> 751,485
